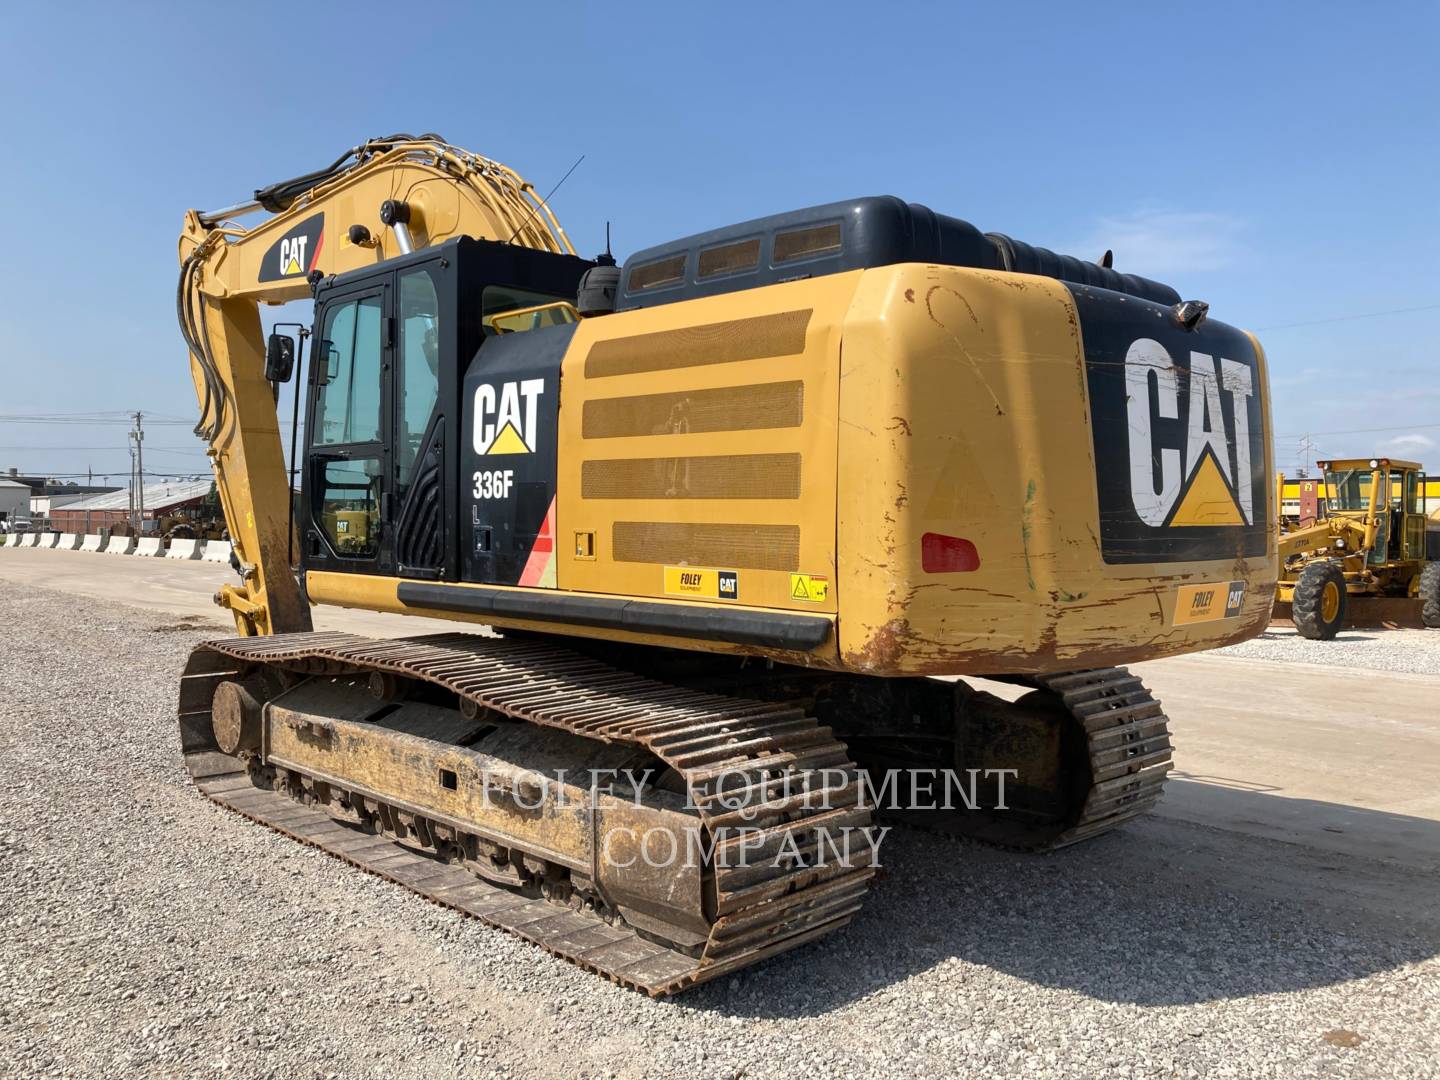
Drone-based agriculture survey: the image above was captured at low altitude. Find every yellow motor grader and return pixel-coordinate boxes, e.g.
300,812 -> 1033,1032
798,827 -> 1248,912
1276,457 -> 1440,638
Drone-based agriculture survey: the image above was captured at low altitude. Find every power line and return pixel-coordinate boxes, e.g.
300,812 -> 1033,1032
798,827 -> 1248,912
0,409 -> 193,419
0,446 -> 206,451
5,471 -> 211,480
0,412 -> 301,428
1254,303 -> 1440,332
0,416 -> 196,426
1273,421 -> 1440,439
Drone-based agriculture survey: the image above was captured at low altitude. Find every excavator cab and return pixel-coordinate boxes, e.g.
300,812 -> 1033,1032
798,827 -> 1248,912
299,238 -> 592,583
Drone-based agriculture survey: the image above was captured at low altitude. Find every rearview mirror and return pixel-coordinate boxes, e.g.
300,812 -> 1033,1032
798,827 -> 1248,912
265,332 -> 296,382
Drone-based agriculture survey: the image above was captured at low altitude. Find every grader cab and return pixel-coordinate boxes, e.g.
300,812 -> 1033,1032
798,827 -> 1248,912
1276,457 -> 1440,637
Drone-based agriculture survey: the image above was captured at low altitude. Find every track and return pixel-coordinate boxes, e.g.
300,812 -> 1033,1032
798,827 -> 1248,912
178,634 -> 1170,993
831,666 -> 1173,852
178,632 -> 874,996
672,659 -> 1176,854
1016,668 -> 1173,849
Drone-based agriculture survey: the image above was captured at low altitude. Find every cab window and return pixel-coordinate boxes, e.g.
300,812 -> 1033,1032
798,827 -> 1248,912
397,269 -> 441,494
318,458 -> 380,558
1404,472 -> 1422,514
1326,469 -> 1371,511
315,295 -> 383,445
481,285 -> 569,335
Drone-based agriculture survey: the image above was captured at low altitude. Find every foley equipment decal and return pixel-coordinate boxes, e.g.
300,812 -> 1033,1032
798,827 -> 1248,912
1070,285 -> 1268,565
664,567 -> 739,600
1173,580 -> 1246,625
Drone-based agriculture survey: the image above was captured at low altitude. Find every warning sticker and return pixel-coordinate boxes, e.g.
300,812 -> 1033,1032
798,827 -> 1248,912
789,573 -> 829,603
664,566 -> 739,600
1173,580 -> 1245,626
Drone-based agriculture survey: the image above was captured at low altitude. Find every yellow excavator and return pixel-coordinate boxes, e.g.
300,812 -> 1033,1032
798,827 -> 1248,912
176,135 -> 1276,995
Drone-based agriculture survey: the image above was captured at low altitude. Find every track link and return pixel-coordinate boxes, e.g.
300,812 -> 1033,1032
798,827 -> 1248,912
1019,667 -> 1173,850
178,632 -> 874,996
837,666 -> 1174,852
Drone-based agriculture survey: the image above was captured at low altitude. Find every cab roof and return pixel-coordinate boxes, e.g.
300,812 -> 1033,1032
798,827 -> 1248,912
616,196 -> 1182,311
1320,457 -> 1423,471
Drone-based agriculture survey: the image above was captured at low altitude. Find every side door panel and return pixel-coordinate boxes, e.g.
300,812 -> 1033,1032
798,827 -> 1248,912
304,281 -> 393,576
392,264 -> 448,578
461,323 -> 572,586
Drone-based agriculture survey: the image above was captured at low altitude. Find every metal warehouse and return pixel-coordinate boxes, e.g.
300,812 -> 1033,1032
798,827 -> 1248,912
46,479 -> 214,534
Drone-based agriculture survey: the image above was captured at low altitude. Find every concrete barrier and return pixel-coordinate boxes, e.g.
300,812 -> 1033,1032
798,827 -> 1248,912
79,534 -> 104,552
134,537 -> 165,557
37,533 -> 58,549
18,533 -> 38,547
103,534 -> 136,555
56,533 -> 81,550
166,538 -> 204,560
201,540 -> 233,564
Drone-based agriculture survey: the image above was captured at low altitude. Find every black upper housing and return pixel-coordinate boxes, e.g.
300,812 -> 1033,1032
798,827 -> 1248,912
617,196 -> 1181,310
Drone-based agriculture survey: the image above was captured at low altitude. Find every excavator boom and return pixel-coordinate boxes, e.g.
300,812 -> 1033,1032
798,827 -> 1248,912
178,135 -> 572,636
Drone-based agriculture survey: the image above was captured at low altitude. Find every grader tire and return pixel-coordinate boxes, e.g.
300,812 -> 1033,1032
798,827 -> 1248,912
1292,560 -> 1347,640
1420,562 -> 1440,629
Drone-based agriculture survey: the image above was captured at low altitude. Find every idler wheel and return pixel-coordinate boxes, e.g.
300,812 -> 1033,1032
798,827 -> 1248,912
212,678 -> 266,755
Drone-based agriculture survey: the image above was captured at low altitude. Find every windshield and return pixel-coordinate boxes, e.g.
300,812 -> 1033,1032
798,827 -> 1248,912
1325,469 -> 1380,512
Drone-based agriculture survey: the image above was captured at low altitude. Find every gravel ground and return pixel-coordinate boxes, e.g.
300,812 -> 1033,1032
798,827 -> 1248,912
1216,625 -> 1440,675
2,579 -> 1438,1079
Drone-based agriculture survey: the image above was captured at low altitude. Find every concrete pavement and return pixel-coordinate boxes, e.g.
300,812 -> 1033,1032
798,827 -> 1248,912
0,544 -> 463,636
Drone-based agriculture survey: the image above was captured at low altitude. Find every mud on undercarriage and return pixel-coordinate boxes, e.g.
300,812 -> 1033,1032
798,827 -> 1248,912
179,631 -> 1170,994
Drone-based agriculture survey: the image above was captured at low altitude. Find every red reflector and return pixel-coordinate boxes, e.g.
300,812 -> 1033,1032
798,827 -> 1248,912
921,532 -> 980,573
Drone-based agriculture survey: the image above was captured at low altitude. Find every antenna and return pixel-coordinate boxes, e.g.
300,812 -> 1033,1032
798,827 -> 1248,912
597,221 -> 616,267
505,153 -> 586,246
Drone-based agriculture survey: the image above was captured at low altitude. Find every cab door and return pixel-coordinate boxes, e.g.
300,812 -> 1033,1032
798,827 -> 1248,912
305,279 -> 394,575
1402,471 -> 1426,561
389,263 -> 446,578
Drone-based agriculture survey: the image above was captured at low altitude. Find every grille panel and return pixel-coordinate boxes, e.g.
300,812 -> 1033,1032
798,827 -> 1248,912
585,310 -> 810,379
774,222 -> 842,263
583,381 -> 804,439
583,454 -> 800,500
612,522 -> 800,571
628,254 -> 686,291
698,238 -> 761,278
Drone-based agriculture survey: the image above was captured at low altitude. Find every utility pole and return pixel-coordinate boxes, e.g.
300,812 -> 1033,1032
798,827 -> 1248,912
129,412 -> 145,533
1297,433 -> 1316,478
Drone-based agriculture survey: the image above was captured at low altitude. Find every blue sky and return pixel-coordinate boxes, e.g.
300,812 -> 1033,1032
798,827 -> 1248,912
1,1 -> 1436,481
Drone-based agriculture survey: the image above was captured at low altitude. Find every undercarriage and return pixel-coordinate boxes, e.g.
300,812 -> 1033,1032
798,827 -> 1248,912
179,631 -> 1171,994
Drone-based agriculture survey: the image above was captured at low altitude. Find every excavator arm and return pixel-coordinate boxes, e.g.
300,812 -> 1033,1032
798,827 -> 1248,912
177,135 -> 573,635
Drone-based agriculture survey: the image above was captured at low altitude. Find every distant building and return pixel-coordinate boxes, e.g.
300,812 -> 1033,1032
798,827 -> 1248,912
30,492 -> 91,518
47,479 -> 215,535
2,467 -> 118,498
0,479 -> 30,525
